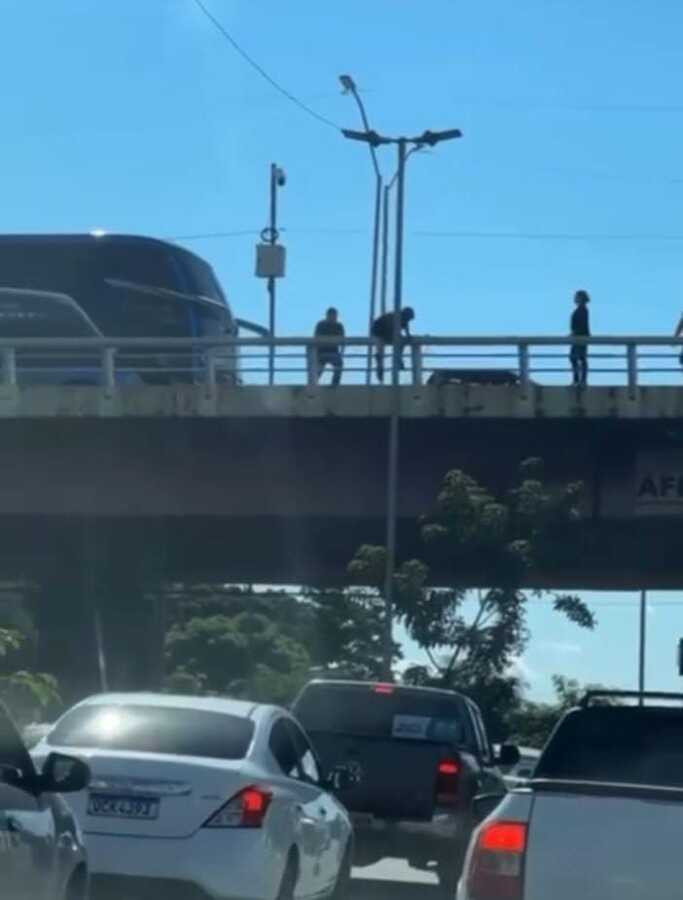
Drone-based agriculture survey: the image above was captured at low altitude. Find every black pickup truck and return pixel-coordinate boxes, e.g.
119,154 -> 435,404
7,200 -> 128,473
292,679 -> 518,896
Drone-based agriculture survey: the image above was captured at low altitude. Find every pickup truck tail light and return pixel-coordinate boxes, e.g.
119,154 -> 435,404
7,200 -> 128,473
435,756 -> 460,806
466,820 -> 527,900
202,786 -> 272,828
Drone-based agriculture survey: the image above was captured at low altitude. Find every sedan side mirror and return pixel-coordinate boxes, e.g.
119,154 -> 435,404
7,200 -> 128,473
497,743 -> 521,768
40,752 -> 90,794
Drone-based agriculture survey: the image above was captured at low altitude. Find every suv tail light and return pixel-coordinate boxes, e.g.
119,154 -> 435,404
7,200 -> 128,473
202,786 -> 273,829
435,757 -> 460,806
467,820 -> 527,900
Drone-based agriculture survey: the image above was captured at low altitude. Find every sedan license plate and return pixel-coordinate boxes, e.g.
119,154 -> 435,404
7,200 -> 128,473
87,792 -> 159,820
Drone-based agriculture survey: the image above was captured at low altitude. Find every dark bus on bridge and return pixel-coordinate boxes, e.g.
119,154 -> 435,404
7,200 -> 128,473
0,233 -> 238,384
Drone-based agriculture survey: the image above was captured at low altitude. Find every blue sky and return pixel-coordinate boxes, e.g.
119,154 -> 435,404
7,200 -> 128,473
4,0 -> 683,699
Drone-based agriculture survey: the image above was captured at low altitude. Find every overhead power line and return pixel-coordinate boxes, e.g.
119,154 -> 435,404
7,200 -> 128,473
192,0 -> 340,131
167,229 -> 258,241
170,228 -> 683,244
414,230 -> 683,242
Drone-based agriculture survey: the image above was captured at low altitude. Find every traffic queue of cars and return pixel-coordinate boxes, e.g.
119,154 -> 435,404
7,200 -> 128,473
3,680 -> 518,900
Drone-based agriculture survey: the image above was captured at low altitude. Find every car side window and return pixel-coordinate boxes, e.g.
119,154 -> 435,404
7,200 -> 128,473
286,721 -> 322,785
269,718 -> 300,779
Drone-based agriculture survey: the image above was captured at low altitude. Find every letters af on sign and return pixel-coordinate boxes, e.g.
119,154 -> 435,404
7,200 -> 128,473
635,453 -> 683,515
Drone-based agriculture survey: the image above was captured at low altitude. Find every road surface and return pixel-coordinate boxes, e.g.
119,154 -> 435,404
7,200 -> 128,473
352,860 -> 440,899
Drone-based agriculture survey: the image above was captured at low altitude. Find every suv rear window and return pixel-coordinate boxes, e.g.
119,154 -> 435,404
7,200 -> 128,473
536,707 -> 683,788
293,684 -> 469,745
47,704 -> 254,760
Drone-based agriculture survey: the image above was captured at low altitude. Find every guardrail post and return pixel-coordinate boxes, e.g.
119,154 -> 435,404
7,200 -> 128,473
306,344 -> 316,387
2,348 -> 16,386
518,343 -> 530,393
206,349 -> 217,388
627,343 -> 638,396
101,347 -> 116,389
411,341 -> 423,387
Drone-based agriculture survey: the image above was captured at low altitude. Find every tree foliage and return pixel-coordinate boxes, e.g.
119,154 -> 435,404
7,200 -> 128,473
0,612 -> 61,725
352,459 -> 596,738
163,584 -> 391,705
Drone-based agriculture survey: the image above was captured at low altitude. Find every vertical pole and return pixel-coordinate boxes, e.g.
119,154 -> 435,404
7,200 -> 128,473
638,589 -> 646,704
380,185 -> 390,317
102,347 -> 116,389
518,343 -> 530,394
268,164 -> 277,386
93,607 -> 109,693
2,348 -> 16,386
382,139 -> 407,680
366,176 -> 383,384
626,343 -> 638,398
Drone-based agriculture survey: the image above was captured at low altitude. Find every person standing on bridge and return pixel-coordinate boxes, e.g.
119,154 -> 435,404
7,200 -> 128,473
371,306 -> 415,383
313,307 -> 345,386
570,290 -> 590,387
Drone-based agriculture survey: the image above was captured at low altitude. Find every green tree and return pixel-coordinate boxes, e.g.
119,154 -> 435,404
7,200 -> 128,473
350,459 -> 595,739
165,610 -> 311,705
162,583 -> 391,704
0,625 -> 61,725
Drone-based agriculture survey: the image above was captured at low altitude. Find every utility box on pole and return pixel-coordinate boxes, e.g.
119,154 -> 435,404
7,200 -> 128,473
255,243 -> 286,279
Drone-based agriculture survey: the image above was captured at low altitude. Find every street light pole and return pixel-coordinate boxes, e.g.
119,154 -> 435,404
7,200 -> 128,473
380,185 -> 390,316
639,588 -> 647,704
342,126 -> 462,678
340,76 -> 383,383
381,138 -> 407,677
268,164 -> 278,386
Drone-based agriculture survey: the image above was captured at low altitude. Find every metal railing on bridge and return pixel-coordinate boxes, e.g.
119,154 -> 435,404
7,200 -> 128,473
1,335 -> 682,390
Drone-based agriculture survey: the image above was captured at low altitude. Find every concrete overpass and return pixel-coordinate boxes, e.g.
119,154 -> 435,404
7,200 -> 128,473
3,333 -> 683,694
3,378 -> 683,589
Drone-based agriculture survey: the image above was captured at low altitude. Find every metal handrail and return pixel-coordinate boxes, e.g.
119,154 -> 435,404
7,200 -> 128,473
0,334 -> 682,389
0,334 -> 679,347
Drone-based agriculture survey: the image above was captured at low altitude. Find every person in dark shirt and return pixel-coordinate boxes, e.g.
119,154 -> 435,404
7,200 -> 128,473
314,307 -> 345,386
371,306 -> 415,383
570,290 -> 590,386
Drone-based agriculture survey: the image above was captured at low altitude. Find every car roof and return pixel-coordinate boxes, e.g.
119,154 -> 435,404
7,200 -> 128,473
0,232 -> 211,267
300,679 -> 469,703
71,692 -> 282,723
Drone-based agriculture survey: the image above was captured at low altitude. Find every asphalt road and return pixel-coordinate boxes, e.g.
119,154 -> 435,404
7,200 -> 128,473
351,860 -> 441,900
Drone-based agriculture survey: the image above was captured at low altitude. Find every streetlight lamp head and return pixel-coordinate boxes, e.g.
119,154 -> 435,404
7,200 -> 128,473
342,128 -> 390,147
339,74 -> 356,93
418,128 -> 463,147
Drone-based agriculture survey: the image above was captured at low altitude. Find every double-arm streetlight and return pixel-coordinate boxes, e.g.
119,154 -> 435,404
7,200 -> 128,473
343,125 -> 462,678
339,76 -> 383,383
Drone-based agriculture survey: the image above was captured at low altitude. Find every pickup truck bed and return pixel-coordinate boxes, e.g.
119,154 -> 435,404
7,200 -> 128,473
458,692 -> 683,900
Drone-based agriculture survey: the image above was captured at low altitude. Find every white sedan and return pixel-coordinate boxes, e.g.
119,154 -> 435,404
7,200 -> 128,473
32,692 -> 354,900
